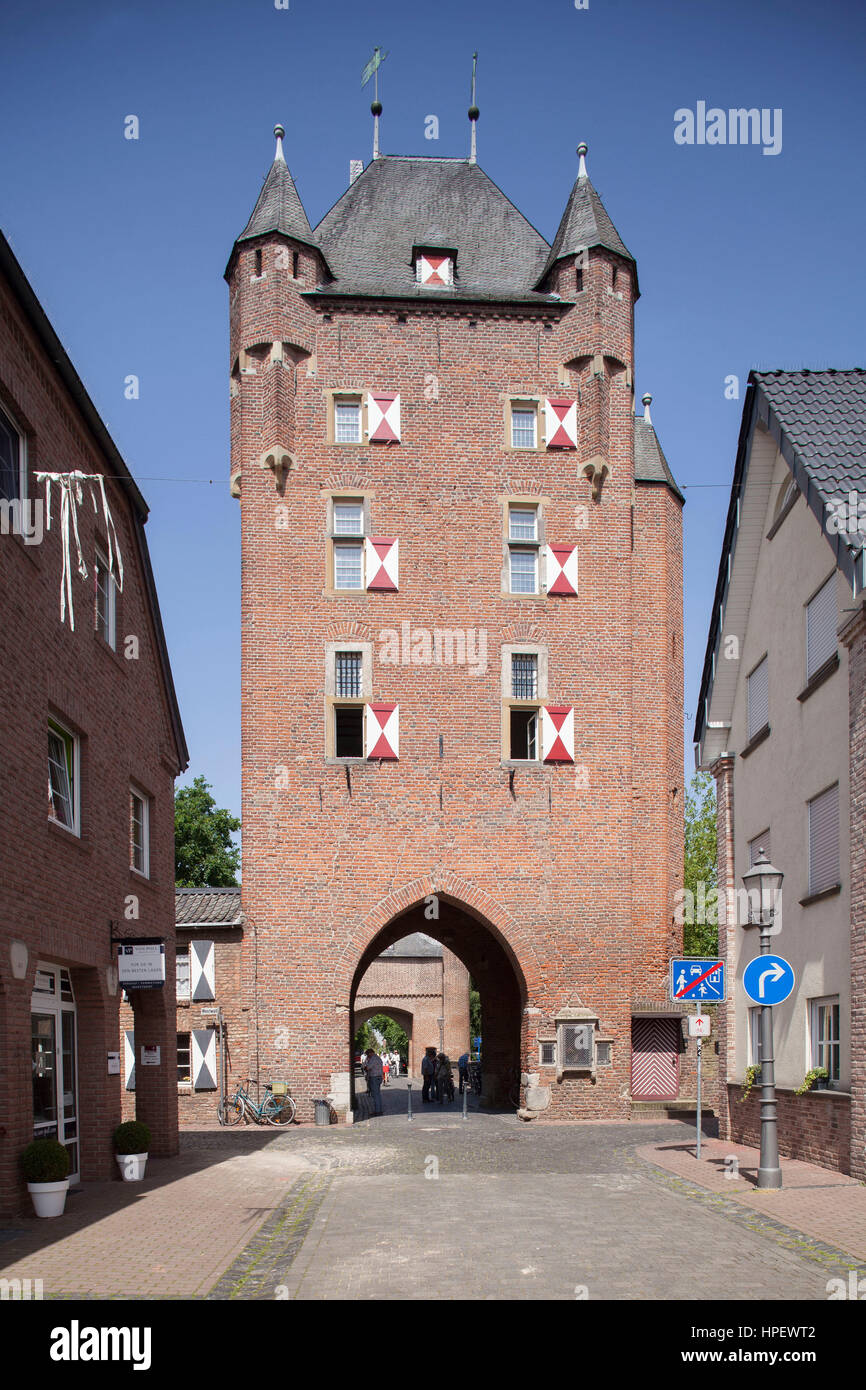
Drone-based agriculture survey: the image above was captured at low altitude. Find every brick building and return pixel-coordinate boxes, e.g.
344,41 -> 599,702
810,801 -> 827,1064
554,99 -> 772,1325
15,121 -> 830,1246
228,124 -> 686,1121
696,370 -> 866,1177
0,231 -> 187,1216
354,932 -> 470,1075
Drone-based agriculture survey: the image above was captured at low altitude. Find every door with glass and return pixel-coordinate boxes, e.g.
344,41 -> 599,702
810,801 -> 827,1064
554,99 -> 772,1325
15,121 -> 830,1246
30,964 -> 79,1182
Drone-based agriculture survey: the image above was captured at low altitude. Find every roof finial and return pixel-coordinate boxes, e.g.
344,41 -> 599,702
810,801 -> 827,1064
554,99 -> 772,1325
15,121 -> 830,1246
274,124 -> 286,163
642,392 -> 653,424
362,46 -> 388,160
468,52 -> 480,164
577,141 -> 588,179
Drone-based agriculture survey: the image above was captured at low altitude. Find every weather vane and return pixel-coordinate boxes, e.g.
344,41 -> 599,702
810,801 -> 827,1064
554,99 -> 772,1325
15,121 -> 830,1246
362,46 -> 389,159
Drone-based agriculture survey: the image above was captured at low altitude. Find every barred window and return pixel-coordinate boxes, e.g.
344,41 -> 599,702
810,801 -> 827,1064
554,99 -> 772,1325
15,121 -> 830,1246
559,1022 -> 593,1068
511,654 -> 538,700
540,1041 -> 555,1066
336,651 -> 362,697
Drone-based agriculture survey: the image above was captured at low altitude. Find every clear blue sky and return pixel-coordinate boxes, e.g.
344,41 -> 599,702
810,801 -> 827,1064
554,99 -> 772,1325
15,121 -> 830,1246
2,0 -> 864,842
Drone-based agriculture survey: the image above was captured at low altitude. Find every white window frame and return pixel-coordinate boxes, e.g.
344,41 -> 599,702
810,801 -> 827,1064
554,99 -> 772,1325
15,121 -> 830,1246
48,719 -> 79,836
332,500 -> 365,536
509,548 -> 538,596
333,395 -> 363,444
176,946 -> 190,1002
509,402 -> 539,450
130,786 -> 150,878
809,995 -> 840,1082
177,1030 -> 192,1088
95,547 -> 118,649
508,506 -> 538,542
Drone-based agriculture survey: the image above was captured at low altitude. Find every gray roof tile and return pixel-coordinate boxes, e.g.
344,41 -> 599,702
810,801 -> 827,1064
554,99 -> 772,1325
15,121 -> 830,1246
752,370 -> 866,503
312,156 -> 552,300
176,887 -> 243,928
237,155 -> 317,250
537,173 -> 634,288
380,932 -> 443,958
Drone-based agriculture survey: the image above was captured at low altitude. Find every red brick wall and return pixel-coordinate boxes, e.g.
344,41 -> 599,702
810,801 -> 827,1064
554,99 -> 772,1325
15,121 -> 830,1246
729,1087 -> 851,1176
231,194 -> 683,1121
0,268 -> 181,1216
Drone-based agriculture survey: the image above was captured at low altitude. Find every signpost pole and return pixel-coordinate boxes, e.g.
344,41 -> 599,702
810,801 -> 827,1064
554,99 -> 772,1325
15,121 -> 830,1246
696,1028 -> 702,1162
757,925 -> 782,1189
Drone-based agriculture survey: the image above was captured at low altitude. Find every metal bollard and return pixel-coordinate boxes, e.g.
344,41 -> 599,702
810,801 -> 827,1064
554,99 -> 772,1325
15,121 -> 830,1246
463,1082 -> 468,1120
407,1082 -> 413,1122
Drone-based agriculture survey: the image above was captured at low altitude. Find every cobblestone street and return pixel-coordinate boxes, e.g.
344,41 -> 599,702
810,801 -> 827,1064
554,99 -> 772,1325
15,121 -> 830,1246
1,1081 -> 863,1302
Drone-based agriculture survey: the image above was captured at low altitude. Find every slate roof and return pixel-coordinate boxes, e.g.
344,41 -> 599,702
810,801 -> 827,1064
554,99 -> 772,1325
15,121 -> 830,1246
310,156 -> 553,301
176,887 -> 243,929
752,370 -> 866,503
236,152 -> 318,251
380,933 -> 443,958
634,417 -> 684,502
536,171 -> 635,289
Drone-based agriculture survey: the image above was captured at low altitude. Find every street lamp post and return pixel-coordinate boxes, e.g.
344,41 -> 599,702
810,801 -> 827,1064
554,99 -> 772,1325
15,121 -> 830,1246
741,850 -> 785,1190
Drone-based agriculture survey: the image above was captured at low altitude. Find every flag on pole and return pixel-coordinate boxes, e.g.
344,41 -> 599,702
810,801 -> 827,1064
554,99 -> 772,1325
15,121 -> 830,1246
361,47 -> 388,87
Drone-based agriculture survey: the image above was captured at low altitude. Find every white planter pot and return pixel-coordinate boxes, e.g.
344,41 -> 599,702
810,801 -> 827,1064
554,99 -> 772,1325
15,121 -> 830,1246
27,1179 -> 69,1218
116,1152 -> 148,1182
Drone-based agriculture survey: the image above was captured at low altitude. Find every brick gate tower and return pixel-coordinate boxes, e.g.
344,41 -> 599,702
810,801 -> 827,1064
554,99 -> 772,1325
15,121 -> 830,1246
226,121 -> 684,1121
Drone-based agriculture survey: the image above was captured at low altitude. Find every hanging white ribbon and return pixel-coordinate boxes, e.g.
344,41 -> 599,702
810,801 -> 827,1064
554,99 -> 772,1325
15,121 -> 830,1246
35,471 -> 124,631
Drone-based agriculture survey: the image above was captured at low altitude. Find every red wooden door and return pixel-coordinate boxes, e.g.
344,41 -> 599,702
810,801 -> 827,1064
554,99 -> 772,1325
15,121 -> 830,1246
631,1017 -> 679,1100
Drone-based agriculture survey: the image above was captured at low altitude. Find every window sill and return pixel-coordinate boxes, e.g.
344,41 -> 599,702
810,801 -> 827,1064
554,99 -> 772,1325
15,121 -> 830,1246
740,724 -> 770,759
129,867 -> 156,890
799,883 -> 842,907
323,589 -> 367,599
47,819 -> 89,851
502,760 -> 544,771
94,632 -> 127,673
797,652 -> 839,703
501,592 -> 546,602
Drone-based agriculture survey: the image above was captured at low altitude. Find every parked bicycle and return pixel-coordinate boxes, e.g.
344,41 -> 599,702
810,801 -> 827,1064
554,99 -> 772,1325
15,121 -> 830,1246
217,1077 -> 296,1126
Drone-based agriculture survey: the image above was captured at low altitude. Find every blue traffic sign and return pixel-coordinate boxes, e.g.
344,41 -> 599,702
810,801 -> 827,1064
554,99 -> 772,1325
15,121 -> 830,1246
670,958 -> 725,1002
743,955 -> 795,1006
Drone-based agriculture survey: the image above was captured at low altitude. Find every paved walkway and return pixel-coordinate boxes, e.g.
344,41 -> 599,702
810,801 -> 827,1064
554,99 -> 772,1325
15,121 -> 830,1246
638,1135 -> 866,1262
1,1100 -> 863,1300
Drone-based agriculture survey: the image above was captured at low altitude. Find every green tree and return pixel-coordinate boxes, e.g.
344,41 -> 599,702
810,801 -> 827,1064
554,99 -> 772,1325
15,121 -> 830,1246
469,978 -> 482,1053
356,1013 -> 409,1063
683,771 -> 718,956
174,775 -> 241,887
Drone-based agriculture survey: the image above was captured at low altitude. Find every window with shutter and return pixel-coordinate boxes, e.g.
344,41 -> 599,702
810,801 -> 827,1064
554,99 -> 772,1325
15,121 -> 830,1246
416,252 -> 453,286
809,996 -> 840,1081
747,656 -> 769,739
749,830 -> 771,866
177,1032 -> 191,1085
176,947 -> 190,1001
335,705 -> 364,757
808,784 -> 839,895
333,396 -> 362,443
806,576 -> 837,680
190,940 -> 216,1002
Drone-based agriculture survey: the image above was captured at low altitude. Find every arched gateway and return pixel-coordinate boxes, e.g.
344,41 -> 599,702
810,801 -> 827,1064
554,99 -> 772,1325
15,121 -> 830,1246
229,129 -> 686,1124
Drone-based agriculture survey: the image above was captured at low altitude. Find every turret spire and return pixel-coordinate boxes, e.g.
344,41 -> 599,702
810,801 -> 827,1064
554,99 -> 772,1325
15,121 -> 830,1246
274,123 -> 286,163
468,52 -> 480,164
577,141 -> 588,178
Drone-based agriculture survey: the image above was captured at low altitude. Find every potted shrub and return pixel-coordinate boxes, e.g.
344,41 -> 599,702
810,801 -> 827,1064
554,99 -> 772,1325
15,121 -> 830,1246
21,1138 -> 70,1217
738,1063 -> 761,1103
794,1067 -> 829,1096
113,1120 -> 151,1182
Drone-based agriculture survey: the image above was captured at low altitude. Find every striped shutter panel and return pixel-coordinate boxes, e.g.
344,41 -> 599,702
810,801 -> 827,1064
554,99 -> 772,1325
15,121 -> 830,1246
123,1030 -> 136,1091
367,392 -> 401,443
365,702 -> 399,760
544,398 -> 578,449
631,1018 -> 679,1100
365,537 -> 399,591
809,784 -> 839,894
191,1029 -> 218,1091
806,577 -> 837,679
747,657 -> 769,739
190,940 -> 215,1002
540,706 -> 575,763
544,544 -> 578,596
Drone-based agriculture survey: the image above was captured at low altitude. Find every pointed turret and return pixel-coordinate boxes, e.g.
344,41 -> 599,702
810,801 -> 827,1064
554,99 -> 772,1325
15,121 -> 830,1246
536,142 -> 636,293
234,125 -> 319,253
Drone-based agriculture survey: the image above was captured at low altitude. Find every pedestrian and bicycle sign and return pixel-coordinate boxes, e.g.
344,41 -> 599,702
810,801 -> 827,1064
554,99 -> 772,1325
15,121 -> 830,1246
742,954 -> 795,1006
670,958 -> 725,1002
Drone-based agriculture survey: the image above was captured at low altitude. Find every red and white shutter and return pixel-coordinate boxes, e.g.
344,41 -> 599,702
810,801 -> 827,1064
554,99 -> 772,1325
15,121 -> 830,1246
365,537 -> 399,592
417,254 -> 451,286
541,706 -> 575,763
123,1030 -> 136,1091
544,398 -> 578,449
367,392 -> 401,443
544,544 -> 578,596
365,702 -> 399,760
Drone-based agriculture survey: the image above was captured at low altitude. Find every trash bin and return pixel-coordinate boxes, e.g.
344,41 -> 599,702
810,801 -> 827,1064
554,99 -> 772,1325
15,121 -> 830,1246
314,1099 -> 331,1127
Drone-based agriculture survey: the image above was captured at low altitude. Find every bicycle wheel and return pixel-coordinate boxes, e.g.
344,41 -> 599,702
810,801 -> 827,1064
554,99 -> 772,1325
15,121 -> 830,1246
218,1096 -> 245,1126
266,1094 -> 296,1126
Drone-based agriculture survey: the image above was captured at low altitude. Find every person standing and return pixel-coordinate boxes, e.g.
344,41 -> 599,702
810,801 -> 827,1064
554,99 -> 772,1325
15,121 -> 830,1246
458,1050 -> 470,1094
383,1054 -> 390,1086
421,1046 -> 436,1103
364,1048 -> 384,1115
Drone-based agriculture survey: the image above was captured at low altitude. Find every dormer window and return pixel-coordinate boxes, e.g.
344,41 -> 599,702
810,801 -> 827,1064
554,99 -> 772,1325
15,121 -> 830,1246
414,247 -> 455,287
